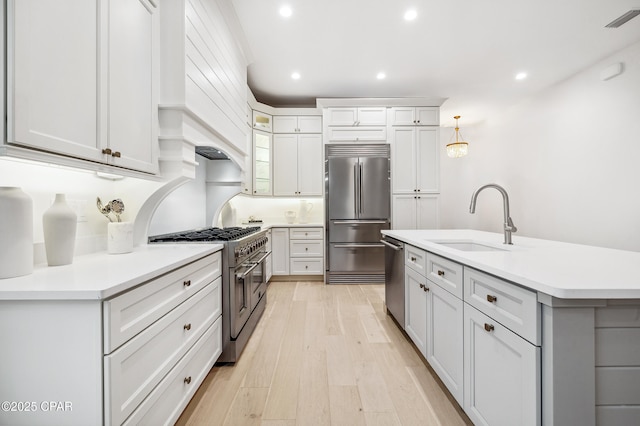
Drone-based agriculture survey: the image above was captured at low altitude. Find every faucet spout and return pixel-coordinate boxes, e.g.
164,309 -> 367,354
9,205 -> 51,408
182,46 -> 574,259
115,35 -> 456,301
469,183 -> 517,244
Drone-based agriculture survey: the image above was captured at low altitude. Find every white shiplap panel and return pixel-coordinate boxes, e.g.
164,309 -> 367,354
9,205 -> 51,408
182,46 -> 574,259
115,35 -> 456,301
596,366 -> 640,405
595,306 -> 640,328
595,328 -> 640,366
596,406 -> 640,426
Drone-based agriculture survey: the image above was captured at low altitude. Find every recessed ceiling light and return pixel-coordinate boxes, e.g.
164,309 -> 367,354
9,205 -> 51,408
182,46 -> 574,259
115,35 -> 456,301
376,72 -> 386,80
404,9 -> 417,21
291,72 -> 301,80
279,5 -> 292,18
515,72 -> 528,80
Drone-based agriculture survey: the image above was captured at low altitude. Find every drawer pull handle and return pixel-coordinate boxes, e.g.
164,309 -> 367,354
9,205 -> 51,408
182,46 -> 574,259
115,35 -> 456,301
183,280 -> 191,287
305,265 -> 308,269
184,376 -> 192,385
437,270 -> 445,277
487,294 -> 498,303
424,286 -> 429,292
111,151 -> 122,158
419,283 -> 424,289
484,323 -> 495,332
183,323 -> 192,331
305,247 -> 308,251
102,148 -> 112,155
411,256 -> 417,262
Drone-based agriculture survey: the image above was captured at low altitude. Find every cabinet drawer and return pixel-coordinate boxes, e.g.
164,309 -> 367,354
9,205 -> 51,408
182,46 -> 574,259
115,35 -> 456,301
405,245 -> 427,275
326,126 -> 387,142
290,258 -> 323,274
427,253 -> 463,299
290,227 -> 323,239
104,279 -> 221,425
122,317 -> 221,426
290,240 -> 323,257
103,251 -> 221,353
464,267 -> 540,345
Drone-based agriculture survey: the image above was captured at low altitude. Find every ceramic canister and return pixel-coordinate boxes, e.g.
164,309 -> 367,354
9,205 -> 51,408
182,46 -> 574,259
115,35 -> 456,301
43,193 -> 77,266
0,187 -> 34,278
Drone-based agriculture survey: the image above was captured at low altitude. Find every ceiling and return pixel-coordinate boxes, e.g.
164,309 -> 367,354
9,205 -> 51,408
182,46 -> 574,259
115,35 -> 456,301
230,0 -> 640,126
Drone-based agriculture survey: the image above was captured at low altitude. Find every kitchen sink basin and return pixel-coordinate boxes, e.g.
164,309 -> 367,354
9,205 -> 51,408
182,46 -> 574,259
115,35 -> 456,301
428,240 -> 507,252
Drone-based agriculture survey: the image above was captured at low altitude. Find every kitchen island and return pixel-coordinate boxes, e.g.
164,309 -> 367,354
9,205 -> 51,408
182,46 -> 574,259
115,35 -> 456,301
382,229 -> 640,426
0,244 -> 223,426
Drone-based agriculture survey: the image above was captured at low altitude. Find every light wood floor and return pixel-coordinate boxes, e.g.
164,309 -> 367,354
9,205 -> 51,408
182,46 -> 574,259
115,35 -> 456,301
176,281 -> 472,426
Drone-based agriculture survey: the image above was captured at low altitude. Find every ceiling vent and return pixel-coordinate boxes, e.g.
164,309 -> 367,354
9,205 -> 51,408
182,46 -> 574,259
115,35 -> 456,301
605,9 -> 640,28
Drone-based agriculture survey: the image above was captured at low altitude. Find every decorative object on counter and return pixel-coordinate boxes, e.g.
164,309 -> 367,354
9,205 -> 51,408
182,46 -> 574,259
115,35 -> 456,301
97,197 -> 113,221
96,197 -> 125,222
298,200 -> 313,223
285,210 -> 296,224
446,115 -> 469,158
0,187 -> 34,278
108,222 -> 134,254
43,193 -> 77,266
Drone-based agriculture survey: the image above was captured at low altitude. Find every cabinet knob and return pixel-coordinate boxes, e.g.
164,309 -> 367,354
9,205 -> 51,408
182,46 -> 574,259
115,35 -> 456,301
112,151 -> 122,158
184,376 -> 192,384
419,283 -> 424,289
102,148 -> 112,155
424,286 -> 429,292
417,120 -> 421,124
487,294 -> 498,303
484,323 -> 495,332
305,265 -> 308,269
183,280 -> 191,287
437,270 -> 445,277
411,256 -> 417,262
183,323 -> 192,331
305,247 -> 308,251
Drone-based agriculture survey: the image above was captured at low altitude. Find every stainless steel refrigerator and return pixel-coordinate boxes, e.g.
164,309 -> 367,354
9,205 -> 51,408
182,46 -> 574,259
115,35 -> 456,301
325,144 -> 390,284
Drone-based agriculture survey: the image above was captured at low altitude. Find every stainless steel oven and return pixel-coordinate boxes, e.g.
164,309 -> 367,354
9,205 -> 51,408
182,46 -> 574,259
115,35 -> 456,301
231,249 -> 269,339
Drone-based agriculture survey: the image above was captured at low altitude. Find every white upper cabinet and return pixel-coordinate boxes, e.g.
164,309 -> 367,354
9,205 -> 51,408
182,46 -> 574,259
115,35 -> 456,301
326,107 -> 387,126
253,110 -> 273,132
253,130 -> 272,196
273,116 -> 322,133
390,107 -> 439,126
391,127 -> 439,193
7,0 -> 158,174
273,134 -> 322,196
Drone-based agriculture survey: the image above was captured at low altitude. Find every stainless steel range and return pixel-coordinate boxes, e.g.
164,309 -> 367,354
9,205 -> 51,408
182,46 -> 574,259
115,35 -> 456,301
149,226 -> 270,363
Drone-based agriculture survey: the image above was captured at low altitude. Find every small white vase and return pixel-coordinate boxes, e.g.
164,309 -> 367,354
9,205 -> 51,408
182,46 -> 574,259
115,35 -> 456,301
108,222 -> 133,254
0,187 -> 33,278
43,193 -> 77,266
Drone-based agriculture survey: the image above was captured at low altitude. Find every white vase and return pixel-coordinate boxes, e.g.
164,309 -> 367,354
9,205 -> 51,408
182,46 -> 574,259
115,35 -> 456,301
43,193 -> 77,266
0,187 -> 33,278
108,222 -> 134,254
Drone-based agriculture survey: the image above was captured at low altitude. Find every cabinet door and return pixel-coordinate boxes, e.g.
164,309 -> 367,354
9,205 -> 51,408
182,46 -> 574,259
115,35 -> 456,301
464,304 -> 540,426
415,107 -> 439,126
326,108 -> 358,126
273,116 -> 298,133
427,283 -> 463,404
253,130 -> 272,195
297,116 -> 322,133
416,128 -> 439,192
297,134 -> 323,196
271,228 -> 290,275
405,267 -> 428,356
108,0 -> 157,173
391,127 -> 417,193
273,134 -> 298,196
392,195 -> 417,230
8,0 -> 103,162
357,107 -> 387,125
416,195 -> 439,229
390,107 -> 416,126
253,110 -> 272,131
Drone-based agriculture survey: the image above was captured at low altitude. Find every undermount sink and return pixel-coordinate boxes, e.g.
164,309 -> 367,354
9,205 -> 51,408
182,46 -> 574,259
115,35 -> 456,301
428,240 -> 507,252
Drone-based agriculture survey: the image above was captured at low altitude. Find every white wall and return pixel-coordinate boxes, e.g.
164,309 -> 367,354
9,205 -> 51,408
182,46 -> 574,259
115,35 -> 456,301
440,40 -> 640,252
226,194 -> 324,226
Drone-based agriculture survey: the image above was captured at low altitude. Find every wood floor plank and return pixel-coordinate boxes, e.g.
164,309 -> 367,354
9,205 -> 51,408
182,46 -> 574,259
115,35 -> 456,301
363,411 -> 402,426
325,335 -> 357,386
223,387 -> 269,426
296,350 -> 331,425
353,361 -> 396,413
328,386 -> 366,426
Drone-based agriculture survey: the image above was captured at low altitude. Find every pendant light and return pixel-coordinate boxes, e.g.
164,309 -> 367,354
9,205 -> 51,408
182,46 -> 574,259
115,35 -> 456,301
446,115 -> 469,158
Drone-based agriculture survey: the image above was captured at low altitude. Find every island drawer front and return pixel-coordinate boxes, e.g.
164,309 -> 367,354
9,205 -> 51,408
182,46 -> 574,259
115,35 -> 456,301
290,258 -> 324,274
290,227 -> 323,239
405,245 -> 427,275
427,253 -> 463,299
104,279 -> 221,426
122,317 -> 221,426
464,267 -> 540,345
103,251 -> 222,353
290,240 -> 323,257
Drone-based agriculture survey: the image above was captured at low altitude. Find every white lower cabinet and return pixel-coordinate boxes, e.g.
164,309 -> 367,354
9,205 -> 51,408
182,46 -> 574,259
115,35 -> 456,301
463,304 -> 540,426
427,283 -> 463,404
405,267 -> 428,356
272,227 -> 324,276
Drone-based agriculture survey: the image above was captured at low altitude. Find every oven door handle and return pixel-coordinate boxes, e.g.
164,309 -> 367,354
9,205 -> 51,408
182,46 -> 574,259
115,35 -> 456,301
236,251 -> 272,280
334,243 -> 385,248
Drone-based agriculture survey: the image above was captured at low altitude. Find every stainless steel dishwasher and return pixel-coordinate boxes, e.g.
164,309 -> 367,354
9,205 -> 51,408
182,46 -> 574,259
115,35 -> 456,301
381,236 -> 405,328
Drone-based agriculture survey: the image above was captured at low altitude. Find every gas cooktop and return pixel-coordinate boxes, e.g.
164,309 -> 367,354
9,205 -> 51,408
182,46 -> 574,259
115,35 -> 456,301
148,226 -> 261,243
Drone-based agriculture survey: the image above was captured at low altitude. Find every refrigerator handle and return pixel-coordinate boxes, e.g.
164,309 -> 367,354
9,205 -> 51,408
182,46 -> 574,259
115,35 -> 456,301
359,162 -> 363,214
353,163 -> 358,214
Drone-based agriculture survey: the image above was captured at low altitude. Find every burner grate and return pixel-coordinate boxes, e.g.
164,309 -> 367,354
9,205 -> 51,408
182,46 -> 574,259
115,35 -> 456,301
149,226 -> 261,243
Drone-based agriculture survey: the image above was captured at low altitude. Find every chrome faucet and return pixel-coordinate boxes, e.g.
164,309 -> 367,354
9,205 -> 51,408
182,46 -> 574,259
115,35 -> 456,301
469,183 -> 518,244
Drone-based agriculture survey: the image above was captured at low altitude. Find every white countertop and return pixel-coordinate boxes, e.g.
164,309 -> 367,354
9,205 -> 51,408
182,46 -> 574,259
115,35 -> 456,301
382,229 -> 640,300
0,244 -> 222,301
